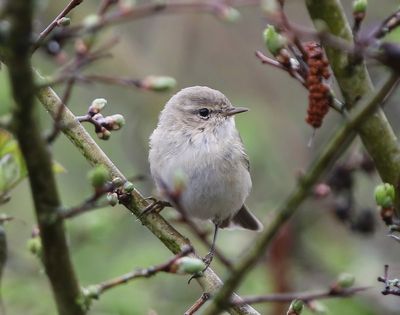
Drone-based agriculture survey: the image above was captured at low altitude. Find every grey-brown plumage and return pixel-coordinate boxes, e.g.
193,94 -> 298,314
149,86 -> 263,232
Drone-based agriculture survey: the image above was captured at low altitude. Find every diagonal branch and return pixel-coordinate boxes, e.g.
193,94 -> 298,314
306,0 -> 400,215
4,1 -> 85,315
35,71 -> 259,315
201,73 -> 399,315
32,0 -> 84,52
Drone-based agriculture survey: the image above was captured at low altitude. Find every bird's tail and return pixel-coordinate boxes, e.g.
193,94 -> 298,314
231,205 -> 263,231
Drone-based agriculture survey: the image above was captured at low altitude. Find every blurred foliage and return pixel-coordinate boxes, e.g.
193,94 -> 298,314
1,1 -> 400,314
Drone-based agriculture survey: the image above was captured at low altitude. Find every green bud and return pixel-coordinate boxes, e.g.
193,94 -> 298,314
89,98 -> 107,115
288,299 -> 304,315
142,76 -> 177,91
82,14 -> 100,30
87,165 -> 110,188
261,0 -> 279,14
97,129 -> 111,140
353,0 -> 367,13
374,183 -> 395,208
308,301 -> 327,315
109,114 -> 126,130
27,237 -> 42,258
57,17 -> 71,26
107,192 -> 119,206
174,257 -> 205,274
263,25 -> 286,56
120,0 -> 136,10
123,181 -> 135,193
82,285 -> 101,300
219,7 -> 241,23
112,177 -> 124,187
337,273 -> 355,289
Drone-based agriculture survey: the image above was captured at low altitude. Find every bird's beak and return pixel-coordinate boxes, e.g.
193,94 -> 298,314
224,107 -> 249,117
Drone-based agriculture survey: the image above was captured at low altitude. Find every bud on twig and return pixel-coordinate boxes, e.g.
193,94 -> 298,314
56,17 -> 71,27
331,273 -> 355,293
171,257 -> 206,275
337,273 -> 355,289
263,25 -> 286,56
107,192 -> 119,206
353,0 -> 367,14
88,98 -> 107,116
27,236 -> 42,259
218,7 -> 241,23
112,177 -> 124,188
123,181 -> 135,193
374,183 -> 395,208
141,76 -> 177,91
87,165 -> 110,188
287,299 -> 304,315
96,128 -> 111,140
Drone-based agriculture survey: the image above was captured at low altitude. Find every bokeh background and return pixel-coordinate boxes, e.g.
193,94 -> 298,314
1,0 -> 400,314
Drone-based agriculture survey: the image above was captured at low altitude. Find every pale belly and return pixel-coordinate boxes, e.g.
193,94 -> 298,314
152,146 -> 251,223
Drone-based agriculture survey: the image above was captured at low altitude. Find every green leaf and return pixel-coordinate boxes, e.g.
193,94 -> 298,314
0,129 -> 66,196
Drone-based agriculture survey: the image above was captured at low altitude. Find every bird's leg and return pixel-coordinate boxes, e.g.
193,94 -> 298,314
138,197 -> 171,220
187,224 -> 219,284
202,223 -> 219,270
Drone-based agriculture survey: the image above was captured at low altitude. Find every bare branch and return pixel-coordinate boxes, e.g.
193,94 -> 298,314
231,287 -> 368,305
32,0 -> 84,52
4,0 -> 85,314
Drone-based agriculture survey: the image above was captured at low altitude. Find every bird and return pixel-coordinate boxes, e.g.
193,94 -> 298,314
148,86 -> 263,266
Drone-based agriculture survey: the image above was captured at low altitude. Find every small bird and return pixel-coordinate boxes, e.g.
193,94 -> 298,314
148,86 -> 263,265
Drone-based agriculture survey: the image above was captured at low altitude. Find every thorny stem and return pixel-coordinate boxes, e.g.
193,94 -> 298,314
202,73 -> 399,315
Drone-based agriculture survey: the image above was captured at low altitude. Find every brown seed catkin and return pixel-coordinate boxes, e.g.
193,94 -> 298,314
304,42 -> 332,128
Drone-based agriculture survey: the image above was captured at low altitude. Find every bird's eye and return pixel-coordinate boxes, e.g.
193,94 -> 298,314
199,108 -> 210,118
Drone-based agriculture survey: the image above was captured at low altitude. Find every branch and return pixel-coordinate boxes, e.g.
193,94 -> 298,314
32,0 -> 84,52
83,246 -> 196,299
35,71 -> 259,315
4,1 -> 85,315
306,0 -> 400,215
201,73 -> 399,315
231,286 -> 368,305
377,264 -> 400,297
59,0 -> 260,39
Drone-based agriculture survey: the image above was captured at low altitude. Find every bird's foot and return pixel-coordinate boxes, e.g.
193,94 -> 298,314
138,198 -> 171,220
187,251 -> 215,284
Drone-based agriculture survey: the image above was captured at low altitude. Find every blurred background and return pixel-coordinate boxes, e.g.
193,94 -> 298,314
1,0 -> 400,314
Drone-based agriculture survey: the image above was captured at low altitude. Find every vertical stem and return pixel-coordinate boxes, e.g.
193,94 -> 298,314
305,0 -> 400,213
5,1 -> 85,314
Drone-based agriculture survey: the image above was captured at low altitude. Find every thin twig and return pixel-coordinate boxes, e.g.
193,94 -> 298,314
58,0 -> 260,39
377,264 -> 400,296
86,246 -> 194,297
231,286 -> 369,305
185,293 -> 211,315
255,50 -> 307,87
32,0 -> 84,52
